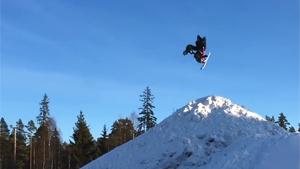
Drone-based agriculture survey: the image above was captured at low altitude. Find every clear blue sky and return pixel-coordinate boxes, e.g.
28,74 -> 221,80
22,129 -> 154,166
1,0 -> 299,141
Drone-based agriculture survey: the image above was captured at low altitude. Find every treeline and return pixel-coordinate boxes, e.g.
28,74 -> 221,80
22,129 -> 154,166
0,86 -> 156,169
265,113 -> 299,132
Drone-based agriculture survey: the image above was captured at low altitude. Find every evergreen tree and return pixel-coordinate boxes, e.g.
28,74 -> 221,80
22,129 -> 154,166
8,131 -> 15,169
0,117 -> 12,169
61,142 -> 71,169
96,125 -> 109,156
37,94 -> 50,126
137,87 -> 157,133
35,124 -> 50,169
50,128 -> 62,169
25,120 -> 37,169
265,115 -> 275,122
35,117 -> 60,169
109,118 -> 135,149
298,123 -> 300,132
289,126 -> 296,133
35,94 -> 53,169
70,111 -> 96,169
15,119 -> 28,169
275,112 -> 290,130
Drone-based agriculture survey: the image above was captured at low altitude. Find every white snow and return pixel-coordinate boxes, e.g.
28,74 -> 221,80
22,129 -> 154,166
255,134 -> 300,169
81,96 -> 300,169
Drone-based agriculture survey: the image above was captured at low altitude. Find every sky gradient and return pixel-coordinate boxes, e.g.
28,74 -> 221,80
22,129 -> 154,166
1,0 -> 299,141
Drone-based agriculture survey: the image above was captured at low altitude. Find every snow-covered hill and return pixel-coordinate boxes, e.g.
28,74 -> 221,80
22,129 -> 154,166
82,96 -> 300,169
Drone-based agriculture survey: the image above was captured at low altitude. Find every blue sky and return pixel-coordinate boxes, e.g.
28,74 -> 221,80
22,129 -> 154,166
1,0 -> 299,141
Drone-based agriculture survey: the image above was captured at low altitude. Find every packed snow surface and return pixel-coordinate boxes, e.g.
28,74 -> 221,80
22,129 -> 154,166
82,96 -> 300,169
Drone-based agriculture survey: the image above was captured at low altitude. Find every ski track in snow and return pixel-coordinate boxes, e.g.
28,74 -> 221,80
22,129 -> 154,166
81,96 -> 300,169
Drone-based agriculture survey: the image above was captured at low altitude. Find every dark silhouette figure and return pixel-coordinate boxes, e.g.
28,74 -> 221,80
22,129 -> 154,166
183,35 -> 208,63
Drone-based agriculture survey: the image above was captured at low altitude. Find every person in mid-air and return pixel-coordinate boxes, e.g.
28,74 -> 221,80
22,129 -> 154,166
183,35 -> 208,63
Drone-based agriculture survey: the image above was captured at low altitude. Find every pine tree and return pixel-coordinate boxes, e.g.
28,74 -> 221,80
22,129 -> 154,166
138,87 -> 157,133
61,142 -> 71,169
50,128 -> 62,169
96,125 -> 109,156
35,94 -> 53,169
275,112 -> 290,130
265,115 -> 275,122
0,117 -> 12,169
25,120 -> 37,169
298,123 -> 300,132
15,119 -> 28,169
35,124 -> 50,169
289,126 -> 296,133
108,118 -> 135,150
37,94 -> 50,126
70,111 -> 96,169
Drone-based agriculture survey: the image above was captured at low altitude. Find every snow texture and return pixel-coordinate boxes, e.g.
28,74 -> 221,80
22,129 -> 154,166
81,96 -> 300,169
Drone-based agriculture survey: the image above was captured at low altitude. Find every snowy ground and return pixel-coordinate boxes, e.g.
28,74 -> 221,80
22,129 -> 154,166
82,96 -> 300,169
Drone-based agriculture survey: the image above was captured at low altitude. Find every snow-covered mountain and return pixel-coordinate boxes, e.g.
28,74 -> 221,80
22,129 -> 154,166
82,96 -> 300,169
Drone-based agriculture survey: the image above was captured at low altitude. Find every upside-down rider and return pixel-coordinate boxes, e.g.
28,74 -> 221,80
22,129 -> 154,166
183,35 -> 208,63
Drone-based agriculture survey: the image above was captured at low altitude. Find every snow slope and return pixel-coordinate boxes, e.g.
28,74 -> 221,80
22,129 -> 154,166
82,96 -> 300,169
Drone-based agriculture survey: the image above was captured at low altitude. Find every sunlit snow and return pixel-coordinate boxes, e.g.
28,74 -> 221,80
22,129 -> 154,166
82,96 -> 300,169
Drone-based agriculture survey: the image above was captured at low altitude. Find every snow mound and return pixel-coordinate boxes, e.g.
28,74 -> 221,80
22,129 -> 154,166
82,96 -> 299,169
